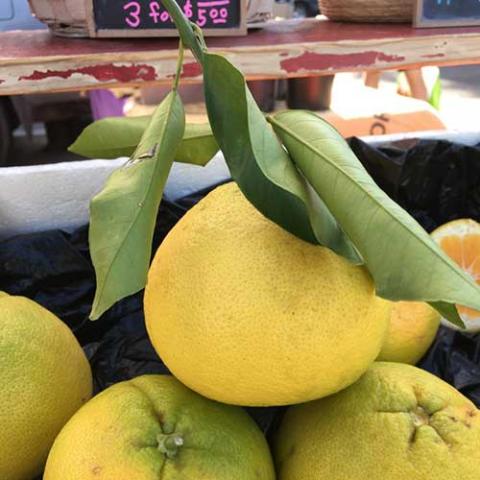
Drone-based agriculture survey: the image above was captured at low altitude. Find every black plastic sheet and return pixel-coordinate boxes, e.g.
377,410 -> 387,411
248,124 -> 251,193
2,139 -> 480,464
349,137 -> 480,232
419,327 -> 480,405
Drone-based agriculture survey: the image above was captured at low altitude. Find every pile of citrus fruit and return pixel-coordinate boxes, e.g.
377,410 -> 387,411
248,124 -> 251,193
2,183 -> 480,480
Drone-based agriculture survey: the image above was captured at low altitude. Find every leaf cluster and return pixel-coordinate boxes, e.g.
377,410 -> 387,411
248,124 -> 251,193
75,0 -> 480,325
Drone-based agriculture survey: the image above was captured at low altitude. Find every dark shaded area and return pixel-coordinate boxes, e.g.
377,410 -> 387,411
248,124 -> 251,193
2,138 -> 480,472
422,0 -> 480,21
419,327 -> 480,405
349,137 -> 480,233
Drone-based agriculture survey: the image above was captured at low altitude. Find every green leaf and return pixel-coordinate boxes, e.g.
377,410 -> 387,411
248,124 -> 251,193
177,123 -> 219,166
69,117 -> 217,166
202,53 -> 360,263
89,91 -> 185,320
269,110 -> 480,328
69,116 -> 148,159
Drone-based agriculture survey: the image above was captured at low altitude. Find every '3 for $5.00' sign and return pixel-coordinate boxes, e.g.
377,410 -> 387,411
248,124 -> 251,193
85,0 -> 247,37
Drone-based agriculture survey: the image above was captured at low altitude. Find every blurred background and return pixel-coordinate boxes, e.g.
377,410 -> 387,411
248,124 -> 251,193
1,0 -> 479,167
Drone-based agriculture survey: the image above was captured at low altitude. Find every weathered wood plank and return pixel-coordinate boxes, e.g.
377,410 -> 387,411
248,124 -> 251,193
1,18 -> 480,95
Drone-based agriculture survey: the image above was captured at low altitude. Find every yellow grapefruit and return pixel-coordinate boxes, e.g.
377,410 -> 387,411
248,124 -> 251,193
144,182 -> 391,406
0,293 -> 92,480
378,301 -> 440,364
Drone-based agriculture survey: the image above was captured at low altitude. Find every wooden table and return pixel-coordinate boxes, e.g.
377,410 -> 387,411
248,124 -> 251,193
1,18 -> 480,95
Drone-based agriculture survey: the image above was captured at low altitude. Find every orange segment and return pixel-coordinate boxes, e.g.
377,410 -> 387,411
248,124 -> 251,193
438,236 -> 464,266
459,305 -> 480,319
431,219 -> 480,331
464,236 -> 480,279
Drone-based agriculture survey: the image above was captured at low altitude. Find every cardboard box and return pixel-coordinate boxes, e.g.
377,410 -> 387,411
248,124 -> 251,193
321,84 -> 445,138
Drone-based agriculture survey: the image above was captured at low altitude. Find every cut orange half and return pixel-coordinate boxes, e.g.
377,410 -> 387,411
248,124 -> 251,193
431,218 -> 480,332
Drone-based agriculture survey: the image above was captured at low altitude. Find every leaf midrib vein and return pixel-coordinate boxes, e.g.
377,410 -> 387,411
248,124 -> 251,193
79,132 -> 212,156
93,95 -> 181,314
268,114 -> 479,290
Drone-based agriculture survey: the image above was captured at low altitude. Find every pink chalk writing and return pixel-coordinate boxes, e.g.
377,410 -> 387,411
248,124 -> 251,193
184,0 -> 193,18
124,1 -> 141,28
197,7 -> 207,26
197,0 -> 231,6
122,0 -> 234,29
149,2 -> 161,23
213,7 -> 228,23
160,10 -> 171,22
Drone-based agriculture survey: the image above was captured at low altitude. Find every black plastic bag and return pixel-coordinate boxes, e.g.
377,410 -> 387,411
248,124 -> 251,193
349,137 -> 480,232
419,327 -> 480,405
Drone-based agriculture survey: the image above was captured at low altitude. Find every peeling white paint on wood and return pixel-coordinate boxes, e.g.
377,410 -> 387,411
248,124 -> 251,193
1,26 -> 480,95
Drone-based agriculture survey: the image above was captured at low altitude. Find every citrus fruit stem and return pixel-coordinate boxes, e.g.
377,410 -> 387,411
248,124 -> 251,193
157,433 -> 184,458
411,406 -> 430,428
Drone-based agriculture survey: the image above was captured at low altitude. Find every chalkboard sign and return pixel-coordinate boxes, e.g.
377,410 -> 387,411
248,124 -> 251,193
415,0 -> 480,27
86,0 -> 247,37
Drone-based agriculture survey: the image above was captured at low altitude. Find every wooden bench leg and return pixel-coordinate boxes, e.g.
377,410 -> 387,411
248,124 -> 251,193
404,69 -> 429,101
365,69 -> 429,102
364,71 -> 382,89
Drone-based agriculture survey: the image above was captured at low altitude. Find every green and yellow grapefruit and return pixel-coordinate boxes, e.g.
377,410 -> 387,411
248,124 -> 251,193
44,375 -> 275,480
275,362 -> 480,480
0,293 -> 92,480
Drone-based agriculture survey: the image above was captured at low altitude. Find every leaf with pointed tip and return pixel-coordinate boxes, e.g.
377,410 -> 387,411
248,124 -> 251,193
269,109 -> 480,328
69,117 -> 217,166
202,53 -> 360,264
89,91 -> 185,320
